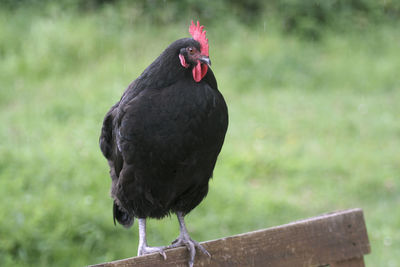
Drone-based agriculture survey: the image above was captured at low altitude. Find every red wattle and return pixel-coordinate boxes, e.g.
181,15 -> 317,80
179,54 -> 189,68
192,62 -> 208,82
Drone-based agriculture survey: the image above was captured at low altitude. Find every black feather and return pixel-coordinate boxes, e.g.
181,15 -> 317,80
113,200 -> 134,228
99,37 -> 228,223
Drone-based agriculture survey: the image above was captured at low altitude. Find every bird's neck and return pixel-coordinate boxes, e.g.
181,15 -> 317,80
136,51 -> 189,90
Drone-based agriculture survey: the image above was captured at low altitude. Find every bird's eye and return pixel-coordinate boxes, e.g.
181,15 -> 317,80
188,47 -> 195,54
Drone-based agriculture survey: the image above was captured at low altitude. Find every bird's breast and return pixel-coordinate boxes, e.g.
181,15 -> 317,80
118,79 -> 226,164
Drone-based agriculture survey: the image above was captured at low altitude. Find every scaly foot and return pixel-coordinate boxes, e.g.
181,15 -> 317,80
137,218 -> 167,260
167,235 -> 210,267
137,244 -> 167,260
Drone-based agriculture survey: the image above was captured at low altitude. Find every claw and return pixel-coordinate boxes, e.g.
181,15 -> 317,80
197,242 -> 211,258
159,249 -> 167,260
138,245 -> 167,260
172,212 -> 211,266
137,218 -> 167,260
167,236 -> 210,266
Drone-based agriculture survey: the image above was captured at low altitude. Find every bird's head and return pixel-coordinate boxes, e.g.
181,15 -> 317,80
178,21 -> 210,83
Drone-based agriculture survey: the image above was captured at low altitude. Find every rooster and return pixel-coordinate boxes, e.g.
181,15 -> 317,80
99,21 -> 228,266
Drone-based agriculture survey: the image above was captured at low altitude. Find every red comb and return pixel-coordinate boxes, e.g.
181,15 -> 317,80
189,21 -> 209,56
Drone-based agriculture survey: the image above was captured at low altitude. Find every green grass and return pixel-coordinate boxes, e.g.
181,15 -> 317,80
1,6 -> 399,267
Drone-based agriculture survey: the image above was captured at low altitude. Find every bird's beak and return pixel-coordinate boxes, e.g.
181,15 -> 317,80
199,56 -> 211,66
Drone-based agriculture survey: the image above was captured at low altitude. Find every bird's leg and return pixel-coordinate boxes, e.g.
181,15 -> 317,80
137,218 -> 167,259
167,212 -> 211,267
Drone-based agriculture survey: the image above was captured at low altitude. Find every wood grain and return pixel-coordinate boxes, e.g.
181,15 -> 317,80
89,208 -> 370,267
330,257 -> 365,267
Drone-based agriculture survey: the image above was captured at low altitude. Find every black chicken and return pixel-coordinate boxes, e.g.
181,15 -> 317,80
99,21 -> 228,266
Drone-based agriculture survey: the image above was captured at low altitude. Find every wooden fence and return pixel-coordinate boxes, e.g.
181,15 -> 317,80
90,208 -> 370,267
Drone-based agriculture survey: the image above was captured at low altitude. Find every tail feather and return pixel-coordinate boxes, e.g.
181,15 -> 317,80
113,201 -> 134,228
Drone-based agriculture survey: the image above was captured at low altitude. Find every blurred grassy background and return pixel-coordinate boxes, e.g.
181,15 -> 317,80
0,0 -> 399,266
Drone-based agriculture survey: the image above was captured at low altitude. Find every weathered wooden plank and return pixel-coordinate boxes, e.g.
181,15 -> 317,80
330,257 -> 365,267
89,208 -> 370,267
